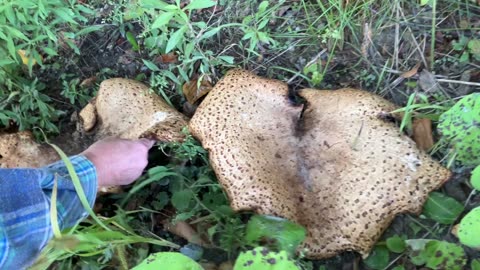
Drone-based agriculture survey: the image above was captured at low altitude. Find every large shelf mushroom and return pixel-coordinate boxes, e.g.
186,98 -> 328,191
189,69 -> 451,259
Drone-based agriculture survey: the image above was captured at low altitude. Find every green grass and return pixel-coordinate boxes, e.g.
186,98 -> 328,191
0,0 -> 479,269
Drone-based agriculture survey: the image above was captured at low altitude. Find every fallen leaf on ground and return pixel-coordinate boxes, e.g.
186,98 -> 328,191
199,262 -> 217,270
218,261 -> 233,270
17,50 -> 40,66
412,118 -> 434,151
164,220 -> 210,247
182,76 -> 213,104
418,69 -> 440,93
80,76 -> 97,88
189,69 -> 451,259
156,52 -> 178,63
401,63 -> 421,78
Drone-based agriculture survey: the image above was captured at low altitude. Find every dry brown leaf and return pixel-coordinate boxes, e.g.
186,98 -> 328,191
412,118 -> 434,151
80,76 -> 97,88
200,263 -> 218,270
218,261 -> 233,270
401,62 -> 421,78
79,78 -> 188,142
418,69 -> 440,93
189,69 -> 451,259
182,76 -> 213,104
164,220 -> 209,246
157,52 -> 178,63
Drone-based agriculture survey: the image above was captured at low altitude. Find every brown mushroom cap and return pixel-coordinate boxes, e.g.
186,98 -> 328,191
79,78 -> 188,141
189,69 -> 451,259
0,131 -> 57,168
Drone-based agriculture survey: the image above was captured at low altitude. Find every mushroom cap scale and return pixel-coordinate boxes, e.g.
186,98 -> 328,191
189,69 -> 451,259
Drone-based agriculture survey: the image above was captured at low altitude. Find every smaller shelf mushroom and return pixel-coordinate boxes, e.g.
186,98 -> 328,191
0,131 -> 57,168
189,69 -> 451,259
79,78 -> 188,142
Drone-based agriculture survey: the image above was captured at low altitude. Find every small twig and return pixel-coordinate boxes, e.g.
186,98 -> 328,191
383,254 -> 404,270
430,0 -> 437,69
394,2 -> 400,70
437,79 -> 480,87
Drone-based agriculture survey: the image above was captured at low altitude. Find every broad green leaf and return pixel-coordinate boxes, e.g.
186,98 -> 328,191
65,39 -> 80,54
258,19 -> 269,30
152,192 -> 169,210
140,0 -> 168,9
43,47 -> 58,56
391,266 -> 405,270
364,246 -> 389,270
471,165 -> 480,191
458,207 -> 480,248
218,55 -> 234,64
126,31 -> 139,51
420,0 -> 430,6
6,36 -> 16,59
245,215 -> 306,255
4,26 -> 29,40
234,247 -> 300,270
161,4 -> 179,11
5,5 -> 16,25
409,240 -> 466,270
438,93 -> 480,165
165,26 -> 186,53
258,1 -> 269,13
257,31 -> 271,43
0,59 -> 15,66
422,192 -> 464,224
184,0 -> 216,10
459,51 -> 470,63
75,4 -> 95,15
132,252 -> 203,270
386,235 -> 406,253
171,189 -> 194,211
151,11 -> 175,29
200,27 -> 220,41
142,59 -> 161,71
76,25 -> 104,36
472,259 -> 480,270
202,191 -> 228,211
54,8 -> 78,24
468,39 -> 480,56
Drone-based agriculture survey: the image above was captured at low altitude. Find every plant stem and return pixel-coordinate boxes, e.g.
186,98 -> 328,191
430,0 -> 437,69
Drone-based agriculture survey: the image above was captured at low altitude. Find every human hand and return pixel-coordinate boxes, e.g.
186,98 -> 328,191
81,138 -> 155,187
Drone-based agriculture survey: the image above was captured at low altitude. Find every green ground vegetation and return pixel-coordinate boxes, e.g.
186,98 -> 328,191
1,0 -> 480,269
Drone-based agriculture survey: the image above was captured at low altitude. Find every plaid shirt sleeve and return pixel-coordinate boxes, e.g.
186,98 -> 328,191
0,155 -> 97,269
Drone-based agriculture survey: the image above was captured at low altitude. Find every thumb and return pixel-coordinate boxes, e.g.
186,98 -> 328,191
138,138 -> 156,149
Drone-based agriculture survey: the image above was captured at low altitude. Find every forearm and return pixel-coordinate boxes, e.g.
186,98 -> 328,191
0,155 -> 98,269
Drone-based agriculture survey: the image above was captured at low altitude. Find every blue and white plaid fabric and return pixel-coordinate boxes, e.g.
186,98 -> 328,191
0,155 -> 97,269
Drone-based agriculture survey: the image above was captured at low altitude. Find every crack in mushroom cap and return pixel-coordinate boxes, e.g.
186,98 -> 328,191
189,69 -> 451,259
0,131 -> 57,168
80,78 -> 188,141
